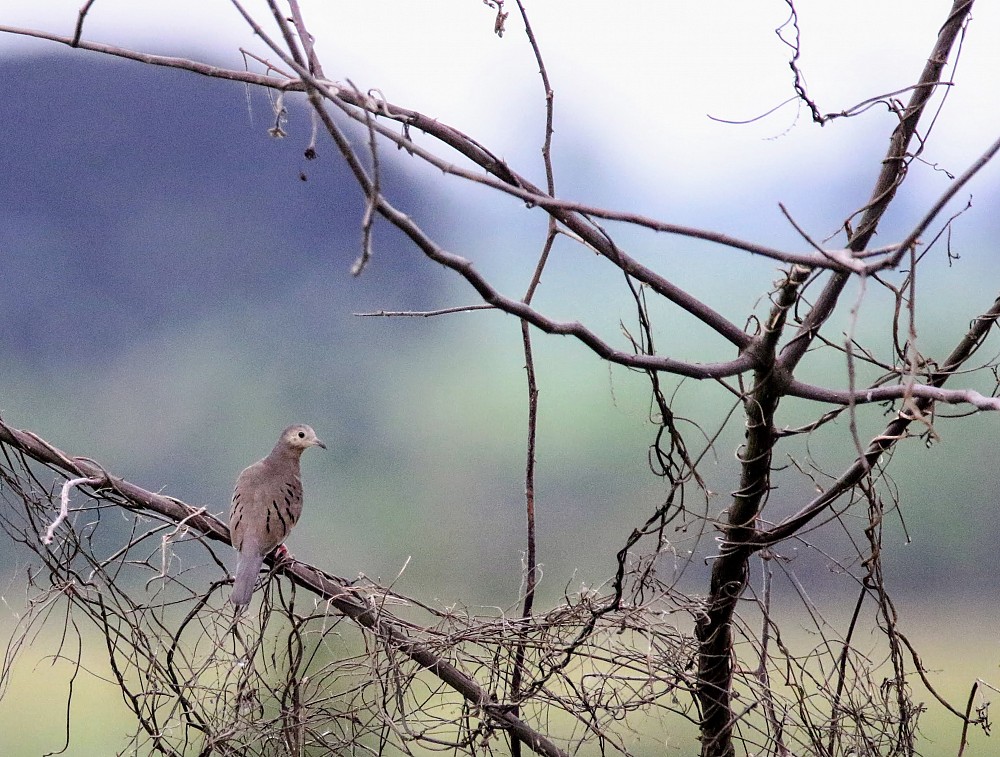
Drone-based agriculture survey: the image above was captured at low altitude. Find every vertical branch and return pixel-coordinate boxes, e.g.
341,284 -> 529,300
827,588 -> 868,756
510,4 -> 557,754
510,237 -> 550,757
696,266 -> 809,757
516,228 -> 555,619
692,7 -> 976,754
287,0 -> 324,77
755,552 -> 788,756
349,78 -> 381,277
520,315 -> 541,615
263,0 -> 307,69
859,480 -> 917,753
778,0 -> 975,374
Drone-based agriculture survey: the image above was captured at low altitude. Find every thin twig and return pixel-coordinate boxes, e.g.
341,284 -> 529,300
71,0 -> 98,47
757,289 -> 1000,547
510,8 -> 556,749
354,304 -> 495,317
867,133 -> 1000,274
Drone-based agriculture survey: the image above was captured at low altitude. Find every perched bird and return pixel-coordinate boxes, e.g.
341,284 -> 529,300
229,424 -> 326,606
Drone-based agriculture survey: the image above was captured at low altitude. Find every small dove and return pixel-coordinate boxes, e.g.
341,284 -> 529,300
229,424 -> 326,606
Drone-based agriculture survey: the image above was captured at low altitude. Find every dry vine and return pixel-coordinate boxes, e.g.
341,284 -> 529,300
2,1 -> 1000,756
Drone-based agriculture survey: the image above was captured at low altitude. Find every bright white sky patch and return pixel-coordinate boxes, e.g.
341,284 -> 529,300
2,2 -> 998,216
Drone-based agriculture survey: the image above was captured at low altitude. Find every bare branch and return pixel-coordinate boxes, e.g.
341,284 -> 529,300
71,0 -> 98,47
866,133 -> 1000,274
778,0 -> 976,374
0,418 -> 572,757
0,24 -> 294,88
757,290 -> 1000,548
354,304 -> 495,317
787,377 -> 1000,410
1,4 -> 996,756
510,5 -> 556,752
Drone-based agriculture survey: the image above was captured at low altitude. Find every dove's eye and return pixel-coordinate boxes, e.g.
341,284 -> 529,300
298,431 -> 306,439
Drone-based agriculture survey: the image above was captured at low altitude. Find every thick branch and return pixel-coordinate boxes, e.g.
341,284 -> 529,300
695,265 -> 808,757
693,8 -> 975,752
0,419 -> 570,757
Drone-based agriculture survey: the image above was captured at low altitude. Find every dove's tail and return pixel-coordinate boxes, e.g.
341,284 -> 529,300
231,551 -> 266,606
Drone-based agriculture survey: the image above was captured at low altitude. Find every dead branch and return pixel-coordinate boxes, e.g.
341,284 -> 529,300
0,1 -> 996,756
0,419 -> 571,757
756,291 -> 1000,548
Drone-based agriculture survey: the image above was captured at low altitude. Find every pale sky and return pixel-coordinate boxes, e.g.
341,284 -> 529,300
3,2 -> 999,241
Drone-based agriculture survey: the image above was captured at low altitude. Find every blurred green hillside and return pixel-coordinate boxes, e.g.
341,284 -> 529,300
3,55 -> 999,598
2,54 -> 1000,754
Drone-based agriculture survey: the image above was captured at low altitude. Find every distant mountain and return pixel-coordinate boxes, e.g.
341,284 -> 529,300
1,54 -> 444,367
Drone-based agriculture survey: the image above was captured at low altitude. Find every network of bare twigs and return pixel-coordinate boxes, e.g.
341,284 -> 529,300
2,0 -> 1000,756
2,428 -> 988,757
0,442 -> 698,756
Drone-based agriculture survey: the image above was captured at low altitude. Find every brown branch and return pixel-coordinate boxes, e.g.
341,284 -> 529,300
220,8 -> 762,351
264,0 -> 307,71
2,6 -> 989,757
865,132 -> 1000,274
219,3 -> 758,376
695,264 -> 809,757
6,25 -> 961,284
755,291 -> 1000,548
0,26 -> 877,353
702,9 -> 983,724
0,24 -> 295,88
362,205 -> 757,378
347,78 -> 381,276
777,0 -> 976,374
786,378 -> 1000,410
510,4 -> 555,754
71,0 -> 99,47
285,0 -> 324,77
354,304 -> 495,317
0,419 -> 570,757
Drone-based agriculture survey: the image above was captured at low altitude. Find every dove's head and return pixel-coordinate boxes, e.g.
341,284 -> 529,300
279,424 -> 327,452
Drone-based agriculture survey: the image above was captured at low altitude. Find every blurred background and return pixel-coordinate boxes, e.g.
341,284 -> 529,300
1,1 -> 999,754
